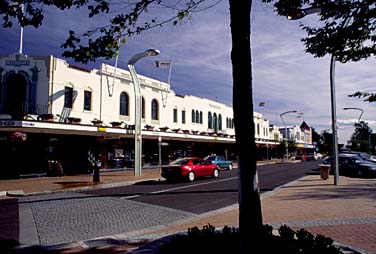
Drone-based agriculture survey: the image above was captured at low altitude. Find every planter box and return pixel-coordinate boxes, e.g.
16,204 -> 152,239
67,117 -> 81,124
110,122 -> 122,128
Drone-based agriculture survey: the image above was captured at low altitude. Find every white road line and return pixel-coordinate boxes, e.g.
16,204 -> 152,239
121,176 -> 238,199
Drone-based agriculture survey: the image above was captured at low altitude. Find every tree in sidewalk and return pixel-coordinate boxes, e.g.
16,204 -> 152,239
349,92 -> 376,103
350,121 -> 372,153
262,0 -> 376,106
0,1 -> 261,252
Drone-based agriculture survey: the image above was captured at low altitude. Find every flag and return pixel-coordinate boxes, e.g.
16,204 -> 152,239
259,101 -> 265,107
154,60 -> 171,68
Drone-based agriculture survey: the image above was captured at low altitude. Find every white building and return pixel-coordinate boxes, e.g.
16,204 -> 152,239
0,53 -> 313,178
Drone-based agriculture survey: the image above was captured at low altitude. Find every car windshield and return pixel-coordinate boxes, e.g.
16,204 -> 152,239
170,158 -> 189,165
204,156 -> 216,161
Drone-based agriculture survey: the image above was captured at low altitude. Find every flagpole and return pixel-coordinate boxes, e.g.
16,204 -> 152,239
167,58 -> 173,86
19,3 -> 24,54
111,38 -> 121,97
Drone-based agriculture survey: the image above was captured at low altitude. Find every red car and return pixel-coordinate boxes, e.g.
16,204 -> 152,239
161,157 -> 220,182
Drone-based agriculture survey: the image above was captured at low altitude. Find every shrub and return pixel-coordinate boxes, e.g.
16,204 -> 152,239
156,224 -> 343,254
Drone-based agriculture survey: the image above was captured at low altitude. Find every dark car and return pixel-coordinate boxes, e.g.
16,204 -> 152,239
161,157 -> 220,182
323,154 -> 376,178
203,155 -> 233,170
339,151 -> 376,163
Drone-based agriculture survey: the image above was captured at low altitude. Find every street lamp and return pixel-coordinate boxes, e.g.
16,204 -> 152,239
287,6 -> 341,185
343,107 -> 371,153
343,107 -> 363,123
280,110 -> 297,161
128,49 -> 160,176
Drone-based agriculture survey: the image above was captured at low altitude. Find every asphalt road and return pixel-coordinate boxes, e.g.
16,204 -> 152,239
0,160 -> 321,246
83,160 -> 320,214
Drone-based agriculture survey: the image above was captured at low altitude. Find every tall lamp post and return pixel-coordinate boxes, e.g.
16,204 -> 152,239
128,49 -> 160,176
343,107 -> 371,153
343,107 -> 363,123
288,7 -> 342,185
280,110 -> 297,161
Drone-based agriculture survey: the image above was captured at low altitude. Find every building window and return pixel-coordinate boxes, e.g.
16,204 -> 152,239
257,124 -> 260,136
192,110 -> 195,123
195,110 -> 199,123
218,114 -> 222,130
208,112 -> 212,129
173,108 -> 178,123
182,110 -> 186,124
84,90 -> 92,111
120,92 -> 129,116
213,113 -> 218,132
200,111 -> 203,124
151,99 -> 159,120
141,97 -> 145,119
64,87 -> 73,108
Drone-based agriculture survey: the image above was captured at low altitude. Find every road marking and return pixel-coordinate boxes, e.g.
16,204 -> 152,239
121,176 -> 238,199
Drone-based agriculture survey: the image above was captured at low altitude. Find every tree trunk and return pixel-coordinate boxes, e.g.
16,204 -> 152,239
229,0 -> 263,253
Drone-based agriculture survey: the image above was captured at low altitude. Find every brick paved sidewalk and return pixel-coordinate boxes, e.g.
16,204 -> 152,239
0,168 -> 162,196
1,163 -> 374,254
136,175 -> 375,254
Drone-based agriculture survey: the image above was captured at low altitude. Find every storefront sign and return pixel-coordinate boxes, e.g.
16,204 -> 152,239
5,55 -> 30,67
98,127 -> 107,132
209,103 -> 221,110
0,121 -> 22,127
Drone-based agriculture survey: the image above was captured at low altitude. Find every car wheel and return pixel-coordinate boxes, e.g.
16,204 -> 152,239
188,171 -> 195,182
213,169 -> 219,178
228,164 -> 233,171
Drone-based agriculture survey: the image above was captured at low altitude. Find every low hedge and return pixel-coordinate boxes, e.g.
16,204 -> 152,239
156,224 -> 343,254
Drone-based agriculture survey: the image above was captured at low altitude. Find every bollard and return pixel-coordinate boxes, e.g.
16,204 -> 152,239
93,160 -> 101,183
319,164 -> 331,180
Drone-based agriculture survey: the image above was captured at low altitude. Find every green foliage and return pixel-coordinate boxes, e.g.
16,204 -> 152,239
349,92 -> 376,103
156,224 -> 343,254
261,0 -> 376,63
0,0 -> 213,63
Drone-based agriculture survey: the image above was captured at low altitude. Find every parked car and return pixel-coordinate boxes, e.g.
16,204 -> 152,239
203,155 -> 233,170
339,151 -> 376,163
323,154 -> 376,178
315,152 -> 323,159
161,157 -> 220,182
295,153 -> 317,161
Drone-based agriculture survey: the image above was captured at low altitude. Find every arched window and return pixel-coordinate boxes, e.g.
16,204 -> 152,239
173,107 -> 178,123
200,111 -> 203,124
120,92 -> 129,116
218,114 -> 222,130
151,99 -> 159,120
213,113 -> 218,132
192,110 -> 195,123
141,97 -> 145,119
208,112 -> 212,129
195,110 -> 199,123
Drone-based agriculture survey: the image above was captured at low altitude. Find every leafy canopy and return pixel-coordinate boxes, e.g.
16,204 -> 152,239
262,0 -> 376,103
349,91 -> 376,102
262,0 -> 376,63
0,0 -> 215,63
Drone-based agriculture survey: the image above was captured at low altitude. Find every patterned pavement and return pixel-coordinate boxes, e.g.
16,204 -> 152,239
0,164 -> 375,254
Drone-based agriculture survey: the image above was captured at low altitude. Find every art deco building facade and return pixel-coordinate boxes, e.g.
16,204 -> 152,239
0,53 -> 311,178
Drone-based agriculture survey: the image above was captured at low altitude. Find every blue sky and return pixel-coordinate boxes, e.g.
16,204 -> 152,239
1,0 -> 375,144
